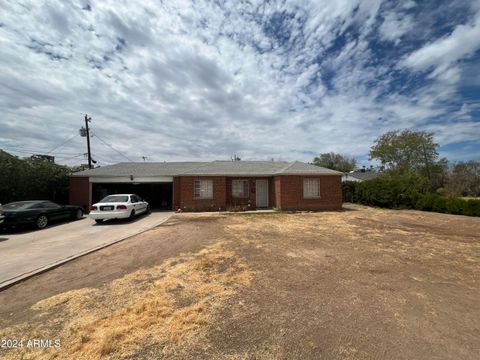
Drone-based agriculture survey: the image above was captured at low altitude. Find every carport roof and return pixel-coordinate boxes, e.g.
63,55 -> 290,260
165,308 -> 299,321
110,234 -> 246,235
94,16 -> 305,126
71,161 -> 342,177
71,162 -> 209,177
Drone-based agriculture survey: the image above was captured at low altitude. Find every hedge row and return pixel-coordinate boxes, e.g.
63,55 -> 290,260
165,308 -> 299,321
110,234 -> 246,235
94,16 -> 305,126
343,173 -> 430,208
416,194 -> 480,216
343,174 -> 480,217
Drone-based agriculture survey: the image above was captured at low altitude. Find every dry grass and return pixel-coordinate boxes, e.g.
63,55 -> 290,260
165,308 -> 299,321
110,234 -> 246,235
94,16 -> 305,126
0,242 -> 252,360
2,206 -> 478,359
225,205 -> 480,282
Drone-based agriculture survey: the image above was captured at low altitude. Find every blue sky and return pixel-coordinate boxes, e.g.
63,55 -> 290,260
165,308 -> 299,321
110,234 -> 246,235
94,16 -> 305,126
0,0 -> 479,166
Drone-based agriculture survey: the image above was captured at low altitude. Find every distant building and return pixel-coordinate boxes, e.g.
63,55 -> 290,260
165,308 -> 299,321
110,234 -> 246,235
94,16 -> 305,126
31,154 -> 55,163
342,170 -> 379,182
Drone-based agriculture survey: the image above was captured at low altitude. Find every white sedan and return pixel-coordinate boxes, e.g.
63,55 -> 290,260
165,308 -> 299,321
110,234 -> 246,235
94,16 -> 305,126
89,194 -> 150,224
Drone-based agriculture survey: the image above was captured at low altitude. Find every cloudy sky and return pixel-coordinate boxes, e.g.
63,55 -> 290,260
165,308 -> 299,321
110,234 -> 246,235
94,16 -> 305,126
1,0 -> 479,166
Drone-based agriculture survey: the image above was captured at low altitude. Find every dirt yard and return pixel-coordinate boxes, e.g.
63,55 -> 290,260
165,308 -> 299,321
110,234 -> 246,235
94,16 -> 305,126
0,204 -> 479,359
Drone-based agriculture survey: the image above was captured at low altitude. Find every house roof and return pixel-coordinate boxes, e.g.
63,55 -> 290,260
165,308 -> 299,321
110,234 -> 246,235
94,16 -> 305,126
71,160 -> 342,177
278,161 -> 342,175
344,171 -> 379,181
70,162 -> 210,177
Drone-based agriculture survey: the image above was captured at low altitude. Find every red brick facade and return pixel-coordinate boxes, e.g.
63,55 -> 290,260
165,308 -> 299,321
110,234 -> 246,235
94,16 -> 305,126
172,175 -> 342,211
274,175 -> 342,211
224,177 -> 275,210
173,176 -> 227,211
70,174 -> 342,212
69,176 -> 90,210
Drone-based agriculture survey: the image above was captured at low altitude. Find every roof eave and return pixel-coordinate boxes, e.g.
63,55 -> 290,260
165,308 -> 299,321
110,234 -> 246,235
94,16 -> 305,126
278,172 -> 343,176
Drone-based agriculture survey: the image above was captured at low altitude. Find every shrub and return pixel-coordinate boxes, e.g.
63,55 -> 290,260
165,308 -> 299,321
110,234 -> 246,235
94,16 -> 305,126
432,196 -> 447,213
344,172 -> 480,217
415,194 -> 437,211
415,195 -> 480,216
465,200 -> 480,216
354,173 -> 430,209
342,181 -> 358,203
445,197 -> 466,215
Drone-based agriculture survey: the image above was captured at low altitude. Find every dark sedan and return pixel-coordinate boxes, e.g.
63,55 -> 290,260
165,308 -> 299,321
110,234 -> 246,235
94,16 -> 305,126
1,201 -> 84,230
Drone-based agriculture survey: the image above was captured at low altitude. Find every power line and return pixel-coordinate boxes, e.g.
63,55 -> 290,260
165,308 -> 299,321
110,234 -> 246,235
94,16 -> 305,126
46,131 -> 79,154
54,154 -> 84,161
91,153 -> 113,165
91,130 -> 134,162
1,147 -> 83,157
1,146 -> 81,156
1,148 -> 84,164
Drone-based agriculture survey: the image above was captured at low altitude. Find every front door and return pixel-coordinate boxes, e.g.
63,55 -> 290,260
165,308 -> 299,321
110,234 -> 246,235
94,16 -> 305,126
256,179 -> 269,208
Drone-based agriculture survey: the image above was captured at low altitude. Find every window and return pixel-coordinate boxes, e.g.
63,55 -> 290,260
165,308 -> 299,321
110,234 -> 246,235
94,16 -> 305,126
100,195 -> 129,203
194,180 -> 213,199
42,201 -> 61,209
232,180 -> 249,198
303,178 -> 320,199
3,202 -> 38,210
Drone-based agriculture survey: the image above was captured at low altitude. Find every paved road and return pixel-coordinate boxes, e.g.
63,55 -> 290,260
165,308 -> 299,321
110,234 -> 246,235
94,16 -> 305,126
0,212 -> 173,289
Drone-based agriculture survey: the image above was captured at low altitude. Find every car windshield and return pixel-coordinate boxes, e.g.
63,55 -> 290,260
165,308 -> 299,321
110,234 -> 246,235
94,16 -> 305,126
100,195 -> 129,203
4,201 -> 39,210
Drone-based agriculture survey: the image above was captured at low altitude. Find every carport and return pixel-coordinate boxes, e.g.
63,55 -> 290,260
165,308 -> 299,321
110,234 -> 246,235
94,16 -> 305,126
92,182 -> 172,210
69,162 -> 207,211
89,175 -> 173,210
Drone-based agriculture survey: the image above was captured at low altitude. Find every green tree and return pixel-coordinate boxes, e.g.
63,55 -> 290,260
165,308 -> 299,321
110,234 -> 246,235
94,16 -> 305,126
0,150 -> 72,204
369,129 -> 439,174
312,152 -> 356,172
426,157 -> 449,190
447,160 -> 480,196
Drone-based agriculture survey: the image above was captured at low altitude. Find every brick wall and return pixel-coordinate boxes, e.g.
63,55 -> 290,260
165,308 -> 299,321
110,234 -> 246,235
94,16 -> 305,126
174,176 -> 277,211
274,176 -> 282,209
69,176 -> 90,210
173,175 -> 341,212
225,177 -> 275,210
276,175 -> 342,211
225,177 -> 254,210
173,177 -> 181,210
173,176 -> 227,211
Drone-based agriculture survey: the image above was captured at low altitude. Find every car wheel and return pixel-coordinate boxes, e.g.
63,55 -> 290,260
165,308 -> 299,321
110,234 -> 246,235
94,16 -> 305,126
75,209 -> 83,220
95,219 -> 103,224
146,205 -> 151,214
36,215 -> 49,229
129,210 -> 135,221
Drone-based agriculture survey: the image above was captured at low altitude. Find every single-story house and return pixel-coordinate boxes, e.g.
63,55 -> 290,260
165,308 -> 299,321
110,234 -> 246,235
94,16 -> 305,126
342,170 -> 379,182
69,160 -> 343,212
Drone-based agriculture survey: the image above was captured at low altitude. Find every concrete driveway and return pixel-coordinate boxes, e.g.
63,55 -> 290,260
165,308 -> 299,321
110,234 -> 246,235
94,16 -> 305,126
0,211 -> 173,289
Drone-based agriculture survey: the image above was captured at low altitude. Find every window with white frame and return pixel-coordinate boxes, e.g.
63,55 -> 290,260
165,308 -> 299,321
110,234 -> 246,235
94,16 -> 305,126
194,180 -> 213,199
303,178 -> 320,199
232,179 -> 249,198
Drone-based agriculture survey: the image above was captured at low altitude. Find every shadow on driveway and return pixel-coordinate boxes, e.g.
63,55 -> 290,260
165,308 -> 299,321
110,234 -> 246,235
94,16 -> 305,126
0,219 -> 84,235
92,211 -> 152,226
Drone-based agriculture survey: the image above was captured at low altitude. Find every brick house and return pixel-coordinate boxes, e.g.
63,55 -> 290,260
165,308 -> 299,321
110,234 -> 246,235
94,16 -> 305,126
69,161 -> 342,212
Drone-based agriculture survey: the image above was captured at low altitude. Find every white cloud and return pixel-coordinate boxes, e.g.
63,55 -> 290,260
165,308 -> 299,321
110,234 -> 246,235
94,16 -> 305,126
403,1 -> 417,10
400,12 -> 480,73
0,0 -> 478,166
379,12 -> 414,44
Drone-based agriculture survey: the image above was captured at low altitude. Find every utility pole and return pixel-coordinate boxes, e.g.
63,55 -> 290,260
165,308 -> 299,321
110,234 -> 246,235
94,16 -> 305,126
85,115 -> 92,169
80,114 -> 93,169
